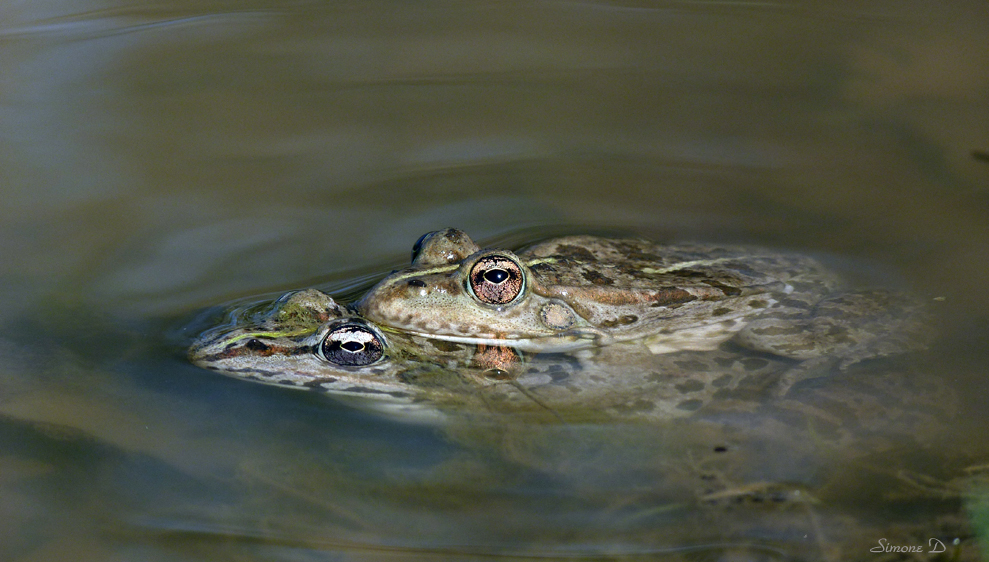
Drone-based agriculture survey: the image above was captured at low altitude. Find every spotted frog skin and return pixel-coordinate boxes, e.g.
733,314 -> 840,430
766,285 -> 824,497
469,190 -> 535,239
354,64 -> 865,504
187,290 -> 960,559
188,289 -> 808,420
189,288 -> 944,425
356,229 -> 930,368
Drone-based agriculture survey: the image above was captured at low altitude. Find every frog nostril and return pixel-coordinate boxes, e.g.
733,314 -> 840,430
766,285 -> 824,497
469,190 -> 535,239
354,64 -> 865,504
408,279 -> 427,288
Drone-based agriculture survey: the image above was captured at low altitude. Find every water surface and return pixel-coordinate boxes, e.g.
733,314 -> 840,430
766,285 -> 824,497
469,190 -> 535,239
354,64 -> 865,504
2,1 -> 988,560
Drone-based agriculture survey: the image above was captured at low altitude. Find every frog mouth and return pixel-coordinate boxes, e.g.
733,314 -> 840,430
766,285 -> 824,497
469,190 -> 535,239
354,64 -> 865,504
391,328 -> 603,353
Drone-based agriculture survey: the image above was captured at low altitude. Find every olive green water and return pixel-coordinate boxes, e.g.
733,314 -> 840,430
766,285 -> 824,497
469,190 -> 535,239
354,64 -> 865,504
2,1 -> 989,560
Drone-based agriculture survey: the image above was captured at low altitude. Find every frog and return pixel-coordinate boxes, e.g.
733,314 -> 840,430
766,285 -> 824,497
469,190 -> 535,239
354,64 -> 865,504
188,289 -> 473,419
356,229 -> 931,378
188,288 -> 963,559
188,289 -> 820,420
188,288 -> 946,426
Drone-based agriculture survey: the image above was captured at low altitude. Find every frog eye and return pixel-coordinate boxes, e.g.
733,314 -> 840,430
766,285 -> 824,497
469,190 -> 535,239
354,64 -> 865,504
469,255 -> 524,305
319,323 -> 384,366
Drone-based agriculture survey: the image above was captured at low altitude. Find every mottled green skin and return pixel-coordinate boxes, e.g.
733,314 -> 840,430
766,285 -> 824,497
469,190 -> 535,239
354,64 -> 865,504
189,286 -> 941,424
189,290 -> 801,419
188,269 -> 957,541
357,230 -> 930,367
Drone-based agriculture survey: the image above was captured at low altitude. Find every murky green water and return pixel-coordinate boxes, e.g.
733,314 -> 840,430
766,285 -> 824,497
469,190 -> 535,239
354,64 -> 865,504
2,1 -> 988,560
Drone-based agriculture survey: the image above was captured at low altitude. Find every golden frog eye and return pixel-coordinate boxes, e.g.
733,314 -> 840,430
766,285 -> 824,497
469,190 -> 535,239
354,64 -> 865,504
319,323 -> 384,366
469,255 -> 524,305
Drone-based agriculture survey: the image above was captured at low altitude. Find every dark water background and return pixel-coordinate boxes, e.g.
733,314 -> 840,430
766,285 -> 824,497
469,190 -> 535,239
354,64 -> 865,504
2,1 -> 988,560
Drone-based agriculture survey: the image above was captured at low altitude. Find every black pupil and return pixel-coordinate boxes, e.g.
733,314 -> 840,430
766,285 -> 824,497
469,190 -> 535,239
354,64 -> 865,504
342,341 -> 364,353
484,268 -> 509,284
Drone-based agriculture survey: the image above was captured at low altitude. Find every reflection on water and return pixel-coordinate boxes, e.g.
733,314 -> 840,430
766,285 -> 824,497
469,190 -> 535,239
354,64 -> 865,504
1,0 -> 988,560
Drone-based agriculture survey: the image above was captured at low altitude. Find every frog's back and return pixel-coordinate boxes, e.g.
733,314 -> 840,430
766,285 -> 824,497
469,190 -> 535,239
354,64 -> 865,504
520,236 -> 833,292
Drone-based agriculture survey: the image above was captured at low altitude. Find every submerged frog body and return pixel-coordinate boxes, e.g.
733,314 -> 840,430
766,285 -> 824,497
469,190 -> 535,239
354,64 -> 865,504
187,266 -> 960,556
189,289 -> 944,427
357,229 -> 930,368
189,289 -> 817,420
